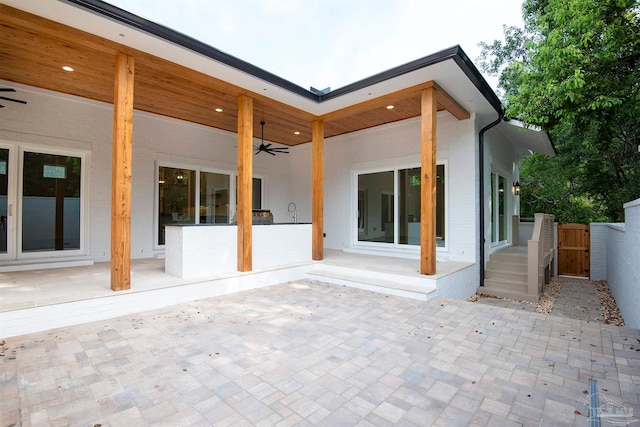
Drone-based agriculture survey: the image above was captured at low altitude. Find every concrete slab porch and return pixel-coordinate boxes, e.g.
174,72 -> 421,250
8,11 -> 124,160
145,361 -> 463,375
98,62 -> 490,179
0,250 -> 474,338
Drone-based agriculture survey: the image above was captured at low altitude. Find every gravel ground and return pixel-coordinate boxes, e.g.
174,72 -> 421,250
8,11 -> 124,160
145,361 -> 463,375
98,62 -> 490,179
471,277 -> 625,326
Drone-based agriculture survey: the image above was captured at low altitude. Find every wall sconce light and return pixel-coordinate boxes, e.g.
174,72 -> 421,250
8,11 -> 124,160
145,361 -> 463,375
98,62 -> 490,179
513,181 -> 521,196
176,171 -> 184,184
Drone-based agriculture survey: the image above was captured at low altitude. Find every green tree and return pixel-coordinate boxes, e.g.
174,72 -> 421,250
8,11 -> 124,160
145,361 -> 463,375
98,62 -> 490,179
479,0 -> 640,222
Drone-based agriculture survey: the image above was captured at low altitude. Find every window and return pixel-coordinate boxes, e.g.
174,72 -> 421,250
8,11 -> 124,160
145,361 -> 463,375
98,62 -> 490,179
22,152 -> 82,252
357,164 -> 445,247
490,172 -> 508,245
0,145 -> 87,260
200,171 -> 230,224
158,167 -> 196,245
157,164 -> 263,246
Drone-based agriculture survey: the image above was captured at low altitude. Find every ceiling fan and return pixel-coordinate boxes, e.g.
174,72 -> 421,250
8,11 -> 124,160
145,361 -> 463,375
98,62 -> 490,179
255,120 -> 289,155
0,88 -> 27,108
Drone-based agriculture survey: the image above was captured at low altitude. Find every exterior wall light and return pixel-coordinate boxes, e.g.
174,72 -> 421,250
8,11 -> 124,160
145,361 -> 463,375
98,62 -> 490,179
513,181 -> 521,196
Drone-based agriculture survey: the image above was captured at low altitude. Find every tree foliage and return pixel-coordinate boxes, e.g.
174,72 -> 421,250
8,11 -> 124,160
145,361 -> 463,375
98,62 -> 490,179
479,0 -> 640,222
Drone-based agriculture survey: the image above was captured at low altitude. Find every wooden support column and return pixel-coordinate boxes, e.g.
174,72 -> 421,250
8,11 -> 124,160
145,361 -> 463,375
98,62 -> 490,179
237,94 -> 253,272
111,52 -> 135,291
312,119 -> 324,260
420,86 -> 437,275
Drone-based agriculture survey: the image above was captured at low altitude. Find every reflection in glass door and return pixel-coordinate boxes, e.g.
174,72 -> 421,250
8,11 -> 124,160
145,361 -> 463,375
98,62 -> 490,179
200,171 -> 229,224
0,148 -> 8,254
158,167 -> 196,245
357,165 -> 446,247
22,152 -> 81,252
491,172 -> 508,245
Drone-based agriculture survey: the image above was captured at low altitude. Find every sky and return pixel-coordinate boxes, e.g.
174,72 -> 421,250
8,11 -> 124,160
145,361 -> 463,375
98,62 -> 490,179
106,0 -> 524,91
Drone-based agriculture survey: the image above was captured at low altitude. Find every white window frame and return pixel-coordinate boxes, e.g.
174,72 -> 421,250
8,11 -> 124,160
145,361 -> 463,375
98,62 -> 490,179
351,159 -> 448,253
490,166 -> 511,249
16,143 -> 89,259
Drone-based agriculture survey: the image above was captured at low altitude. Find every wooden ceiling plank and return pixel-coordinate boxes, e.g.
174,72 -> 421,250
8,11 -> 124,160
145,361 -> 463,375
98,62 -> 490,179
0,5 -> 119,55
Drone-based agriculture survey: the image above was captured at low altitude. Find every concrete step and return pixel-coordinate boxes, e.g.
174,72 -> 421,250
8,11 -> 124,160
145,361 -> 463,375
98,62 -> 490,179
478,285 -> 539,303
306,267 -> 437,301
485,267 -> 527,283
482,277 -> 527,295
488,251 -> 528,266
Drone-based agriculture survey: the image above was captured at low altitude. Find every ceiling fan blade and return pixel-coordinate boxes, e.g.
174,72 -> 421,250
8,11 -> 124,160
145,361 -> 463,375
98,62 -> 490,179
0,88 -> 16,92
0,96 -> 26,104
265,150 -> 276,156
0,105 -> 4,108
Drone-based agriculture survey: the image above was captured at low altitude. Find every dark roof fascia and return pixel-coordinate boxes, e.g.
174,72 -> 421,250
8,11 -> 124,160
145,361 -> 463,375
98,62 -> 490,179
450,47 -> 503,114
60,0 -> 503,114
61,0 -> 318,101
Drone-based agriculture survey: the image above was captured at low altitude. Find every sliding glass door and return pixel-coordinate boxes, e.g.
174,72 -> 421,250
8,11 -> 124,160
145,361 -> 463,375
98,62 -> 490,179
0,144 -> 86,260
156,164 -> 262,246
0,148 -> 9,255
357,164 -> 445,248
22,151 -> 82,252
490,172 -> 508,245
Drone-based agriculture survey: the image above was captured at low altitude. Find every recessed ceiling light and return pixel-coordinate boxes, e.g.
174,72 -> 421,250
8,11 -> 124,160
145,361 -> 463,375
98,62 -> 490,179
294,131 -> 300,135
62,66 -> 74,72
386,105 -> 394,110
215,108 -> 223,112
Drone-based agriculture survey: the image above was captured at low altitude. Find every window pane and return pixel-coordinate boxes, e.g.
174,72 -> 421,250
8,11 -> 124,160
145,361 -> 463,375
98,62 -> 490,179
22,152 -> 81,252
200,172 -> 229,224
234,177 -> 263,212
498,175 -> 506,241
491,173 -> 497,243
357,171 -> 394,243
252,177 -> 262,209
0,149 -> 8,254
158,167 -> 196,245
436,164 -> 445,247
399,167 -> 421,245
397,165 -> 445,247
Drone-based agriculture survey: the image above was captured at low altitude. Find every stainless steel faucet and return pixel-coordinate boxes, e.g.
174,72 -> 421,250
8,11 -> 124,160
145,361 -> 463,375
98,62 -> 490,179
288,202 -> 297,223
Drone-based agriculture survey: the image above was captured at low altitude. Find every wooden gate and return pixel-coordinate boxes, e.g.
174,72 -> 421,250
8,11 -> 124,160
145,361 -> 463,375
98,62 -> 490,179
558,223 -> 590,277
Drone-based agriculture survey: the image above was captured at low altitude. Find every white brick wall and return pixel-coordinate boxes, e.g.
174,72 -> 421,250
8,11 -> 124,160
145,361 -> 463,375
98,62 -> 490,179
591,198 -> 640,329
589,223 -> 608,280
294,113 -> 480,263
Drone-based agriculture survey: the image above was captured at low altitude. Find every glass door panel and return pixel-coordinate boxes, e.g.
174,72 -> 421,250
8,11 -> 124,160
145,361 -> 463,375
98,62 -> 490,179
357,171 -> 394,243
398,167 -> 421,245
491,172 -> 508,245
498,175 -> 507,241
200,171 -> 229,224
158,167 -> 196,245
397,165 -> 445,247
22,152 -> 81,252
491,172 -> 497,243
0,148 -> 8,254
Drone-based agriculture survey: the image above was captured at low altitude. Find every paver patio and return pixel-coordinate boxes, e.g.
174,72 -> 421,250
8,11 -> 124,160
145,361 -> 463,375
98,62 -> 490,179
1,281 -> 639,426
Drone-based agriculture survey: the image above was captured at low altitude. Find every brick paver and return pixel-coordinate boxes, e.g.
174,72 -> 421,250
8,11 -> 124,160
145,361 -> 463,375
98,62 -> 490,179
1,281 -> 639,426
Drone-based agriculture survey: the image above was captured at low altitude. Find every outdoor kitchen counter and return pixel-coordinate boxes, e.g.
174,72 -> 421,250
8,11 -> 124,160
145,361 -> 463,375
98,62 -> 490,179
164,223 -> 312,278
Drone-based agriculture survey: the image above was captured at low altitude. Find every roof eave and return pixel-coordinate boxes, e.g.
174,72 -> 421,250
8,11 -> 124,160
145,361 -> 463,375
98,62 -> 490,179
63,0 -> 503,116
